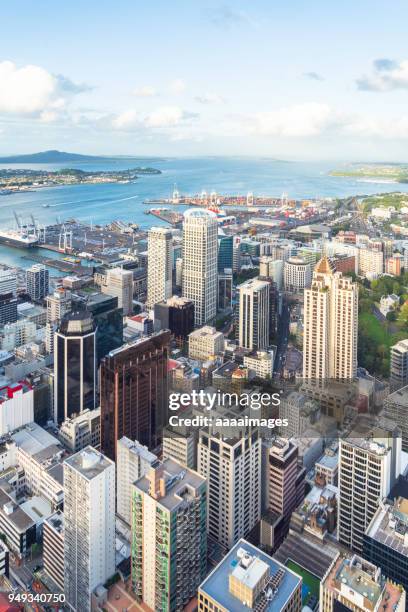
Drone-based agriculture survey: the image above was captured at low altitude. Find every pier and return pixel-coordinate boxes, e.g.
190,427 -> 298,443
21,253 -> 92,275
145,209 -> 184,227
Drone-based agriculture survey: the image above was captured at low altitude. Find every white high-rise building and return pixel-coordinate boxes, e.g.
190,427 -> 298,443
182,209 -> 218,326
303,257 -> 358,380
64,447 -> 115,612
197,425 -> 261,550
0,270 -> 17,296
390,339 -> 408,392
284,257 -> 312,293
238,278 -> 270,351
1,319 -> 37,351
338,428 -> 400,553
116,436 -> 157,525
259,257 -> 284,290
146,227 -> 173,309
46,288 -> 72,324
102,267 -> 133,316
358,247 -> 384,279
26,263 -> 49,301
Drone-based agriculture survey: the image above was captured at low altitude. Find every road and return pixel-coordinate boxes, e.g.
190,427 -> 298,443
274,301 -> 290,376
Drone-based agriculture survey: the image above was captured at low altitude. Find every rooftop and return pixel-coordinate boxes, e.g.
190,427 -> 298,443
0,380 -> 32,403
118,436 -> 158,466
315,452 -> 338,471
366,497 -> 408,558
44,510 -> 64,535
199,539 -> 301,612
134,457 -> 205,512
11,423 -> 61,456
0,488 -> 35,533
324,555 -> 403,610
19,496 -> 52,525
64,446 -> 114,480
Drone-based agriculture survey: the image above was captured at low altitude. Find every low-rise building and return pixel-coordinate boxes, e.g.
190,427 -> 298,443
320,554 -> 406,611
11,424 -> 64,509
0,487 -> 36,557
189,325 -> 225,361
243,349 -> 275,379
315,450 -> 338,487
58,408 -> 101,452
198,539 -> 302,612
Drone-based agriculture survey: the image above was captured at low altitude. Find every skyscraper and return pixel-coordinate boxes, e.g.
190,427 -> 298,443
100,330 -> 170,460
0,270 -> 17,325
197,425 -> 261,550
131,458 -> 207,611
267,438 -> 305,548
101,267 -> 133,316
54,311 -> 97,424
182,209 -> 218,326
303,257 -> 358,380
283,257 -> 311,293
26,263 -> 49,301
154,295 -> 194,346
338,427 -> 400,553
390,339 -> 408,392
146,227 -> 173,309
64,447 -> 115,612
72,291 -> 123,364
238,278 -> 270,350
217,234 -> 233,272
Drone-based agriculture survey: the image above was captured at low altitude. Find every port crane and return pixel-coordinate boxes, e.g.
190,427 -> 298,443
58,224 -> 73,252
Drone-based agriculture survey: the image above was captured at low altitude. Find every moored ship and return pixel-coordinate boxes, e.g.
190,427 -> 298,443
0,228 -> 39,248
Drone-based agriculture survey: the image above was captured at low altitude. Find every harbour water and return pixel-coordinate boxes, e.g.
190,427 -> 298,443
1,157 -> 407,270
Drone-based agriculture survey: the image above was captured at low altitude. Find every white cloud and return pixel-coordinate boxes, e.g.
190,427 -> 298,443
111,106 -> 197,131
0,60 -> 88,117
133,85 -> 157,97
251,103 -> 334,137
357,59 -> 408,91
145,106 -> 193,128
112,109 -> 140,129
195,92 -> 224,104
169,79 -> 186,94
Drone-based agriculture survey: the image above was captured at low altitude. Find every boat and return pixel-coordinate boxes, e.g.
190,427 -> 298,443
43,204 -> 50,208
0,228 -> 39,248
0,190 -> 13,196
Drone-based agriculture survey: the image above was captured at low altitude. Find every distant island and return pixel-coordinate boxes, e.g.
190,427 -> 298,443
0,165 -> 161,194
330,162 -> 408,183
0,149 -> 163,164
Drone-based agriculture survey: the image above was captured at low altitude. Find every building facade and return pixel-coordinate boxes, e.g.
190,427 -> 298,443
131,458 -> 207,611
64,447 -> 115,612
303,257 -> 358,380
26,264 -> 49,301
182,209 -> 218,326
147,227 -> 173,309
54,311 -> 97,424
100,330 -> 170,460
238,278 -> 270,351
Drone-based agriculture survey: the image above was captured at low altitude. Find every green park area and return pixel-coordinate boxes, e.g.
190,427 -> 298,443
286,559 -> 320,604
357,273 -> 408,377
360,192 -> 408,214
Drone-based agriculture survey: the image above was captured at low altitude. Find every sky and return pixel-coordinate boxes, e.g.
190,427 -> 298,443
1,0 -> 408,160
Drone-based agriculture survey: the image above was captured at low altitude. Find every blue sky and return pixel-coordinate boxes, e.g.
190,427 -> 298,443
1,0 -> 408,160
